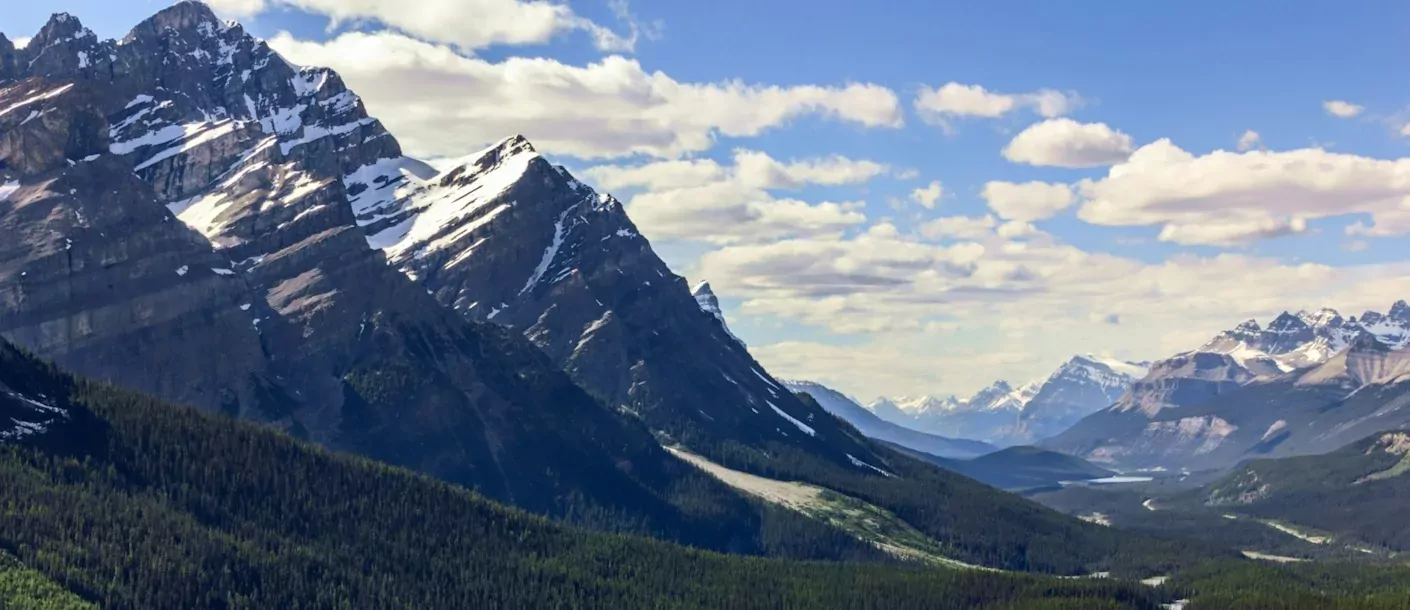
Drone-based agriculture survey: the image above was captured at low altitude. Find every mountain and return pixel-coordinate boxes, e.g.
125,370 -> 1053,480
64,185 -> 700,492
1200,304 -> 1410,372
346,106 -> 1212,571
0,3 -> 860,555
782,379 -> 995,459
691,280 -> 743,345
0,336 -> 1178,610
1201,430 -> 1410,551
867,355 -> 1146,446
1047,325 -> 1410,470
0,4 -> 1220,576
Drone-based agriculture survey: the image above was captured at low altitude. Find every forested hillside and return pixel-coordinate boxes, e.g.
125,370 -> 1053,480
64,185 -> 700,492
0,339 -> 1173,609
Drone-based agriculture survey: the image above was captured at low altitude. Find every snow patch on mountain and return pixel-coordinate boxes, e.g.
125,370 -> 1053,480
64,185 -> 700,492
365,135 -> 541,259
1,387 -> 69,443
769,400 -> 816,437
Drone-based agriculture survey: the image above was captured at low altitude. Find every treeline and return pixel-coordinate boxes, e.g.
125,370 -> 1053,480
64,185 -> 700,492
0,341 -> 1170,610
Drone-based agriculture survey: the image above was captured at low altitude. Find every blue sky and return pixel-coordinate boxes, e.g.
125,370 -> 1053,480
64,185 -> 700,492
8,0 -> 1410,399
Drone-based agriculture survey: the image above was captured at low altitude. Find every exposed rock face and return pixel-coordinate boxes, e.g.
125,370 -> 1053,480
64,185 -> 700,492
1046,302 -> 1410,469
691,280 -> 742,345
0,77 -> 276,415
0,5 -> 790,548
1046,338 -> 1410,470
372,135 -> 892,473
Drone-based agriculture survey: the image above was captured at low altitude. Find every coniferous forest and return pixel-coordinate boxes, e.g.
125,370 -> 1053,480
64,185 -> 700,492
4,333 -> 1410,609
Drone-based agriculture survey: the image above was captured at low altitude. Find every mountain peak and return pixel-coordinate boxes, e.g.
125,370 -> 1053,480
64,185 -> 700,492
32,12 -> 95,48
1390,300 -> 1410,321
1299,307 -> 1344,328
1348,333 -> 1391,354
437,135 -> 540,185
483,134 -> 537,159
1267,311 -> 1310,332
691,280 -> 717,299
690,279 -> 741,344
1233,319 -> 1262,333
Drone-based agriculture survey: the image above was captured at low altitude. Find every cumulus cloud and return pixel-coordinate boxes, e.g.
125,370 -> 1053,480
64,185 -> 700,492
914,82 -> 1080,128
919,215 -> 996,240
210,0 -> 647,52
909,180 -> 945,208
268,31 -> 903,160
1324,100 -> 1365,119
697,219 -> 1410,396
1236,130 -> 1262,151
981,181 -> 1075,222
1077,139 -> 1410,245
587,150 -> 884,244
205,0 -> 269,17
1001,119 -> 1134,168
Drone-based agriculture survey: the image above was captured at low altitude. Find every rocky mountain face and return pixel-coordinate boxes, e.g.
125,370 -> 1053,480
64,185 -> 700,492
0,3 -> 819,552
1200,304 -> 1410,372
691,280 -> 743,345
866,356 -> 1145,447
346,96 -> 1181,574
1046,311 -> 1410,470
366,133 -> 893,474
782,379 -> 994,459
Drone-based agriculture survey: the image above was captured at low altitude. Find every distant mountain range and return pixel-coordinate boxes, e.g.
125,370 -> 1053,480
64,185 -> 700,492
864,355 -> 1148,446
781,380 -> 994,459
1045,302 -> 1410,470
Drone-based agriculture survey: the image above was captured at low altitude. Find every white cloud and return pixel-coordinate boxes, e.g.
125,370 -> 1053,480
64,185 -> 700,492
914,82 -> 1080,128
211,0 -> 644,52
1077,138 -> 1410,245
1001,119 -> 1134,168
205,0 -> 269,18
733,150 -> 889,190
588,149 -> 883,244
1324,100 -> 1365,119
1236,130 -> 1262,151
981,180 -> 1075,222
587,158 -> 725,191
268,32 -> 903,160
1400,124 -> 1410,137
696,220 -> 1410,397
919,215 -> 996,240
909,180 -> 945,208
10,36 -> 31,50
893,168 -> 920,180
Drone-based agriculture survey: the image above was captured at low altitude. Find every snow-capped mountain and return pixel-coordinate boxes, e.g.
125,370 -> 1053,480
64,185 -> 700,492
782,380 -> 994,459
1198,303 -> 1410,372
866,355 -> 1147,446
359,128 -> 894,473
1046,301 -> 1410,470
690,280 -> 743,345
0,2 -> 832,542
